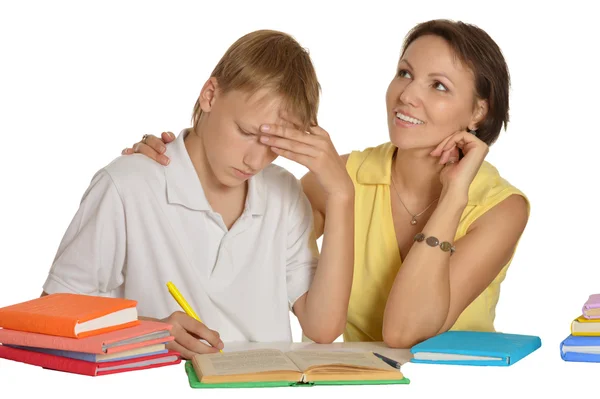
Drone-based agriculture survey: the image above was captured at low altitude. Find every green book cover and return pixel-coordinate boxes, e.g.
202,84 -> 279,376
184,361 -> 410,388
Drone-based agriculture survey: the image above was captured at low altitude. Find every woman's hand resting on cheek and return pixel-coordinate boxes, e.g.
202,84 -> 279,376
430,130 -> 489,198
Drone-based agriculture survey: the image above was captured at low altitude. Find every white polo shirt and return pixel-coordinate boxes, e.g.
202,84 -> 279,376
43,129 -> 318,342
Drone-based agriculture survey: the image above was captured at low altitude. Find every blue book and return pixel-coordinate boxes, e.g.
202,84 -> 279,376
410,331 -> 541,366
560,334 -> 600,362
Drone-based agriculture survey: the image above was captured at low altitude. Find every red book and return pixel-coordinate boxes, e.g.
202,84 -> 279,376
0,345 -> 181,376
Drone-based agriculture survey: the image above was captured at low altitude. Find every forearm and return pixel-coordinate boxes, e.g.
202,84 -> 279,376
302,193 -> 355,342
383,191 -> 467,347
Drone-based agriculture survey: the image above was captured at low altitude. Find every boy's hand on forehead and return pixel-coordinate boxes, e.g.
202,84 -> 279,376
258,123 -> 353,198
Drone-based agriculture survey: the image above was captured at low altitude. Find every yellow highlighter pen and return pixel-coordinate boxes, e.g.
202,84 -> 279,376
166,281 -> 223,353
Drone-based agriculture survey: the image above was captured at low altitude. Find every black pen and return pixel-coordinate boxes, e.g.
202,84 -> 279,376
373,352 -> 401,369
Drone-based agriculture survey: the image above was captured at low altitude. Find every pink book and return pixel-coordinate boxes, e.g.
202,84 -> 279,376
0,320 -> 173,354
583,294 -> 600,319
0,345 -> 181,376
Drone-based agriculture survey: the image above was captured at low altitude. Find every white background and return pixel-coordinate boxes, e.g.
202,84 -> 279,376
0,0 -> 598,396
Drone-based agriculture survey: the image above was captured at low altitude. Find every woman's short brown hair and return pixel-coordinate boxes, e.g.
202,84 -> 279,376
402,19 -> 510,146
192,30 -> 320,131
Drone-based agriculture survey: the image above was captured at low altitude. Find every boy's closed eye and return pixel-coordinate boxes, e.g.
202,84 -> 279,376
236,124 -> 258,136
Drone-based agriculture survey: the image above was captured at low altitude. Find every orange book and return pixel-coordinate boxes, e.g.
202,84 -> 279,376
0,293 -> 140,338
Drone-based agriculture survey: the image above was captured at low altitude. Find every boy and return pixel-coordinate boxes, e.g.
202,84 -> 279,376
41,30 -> 355,359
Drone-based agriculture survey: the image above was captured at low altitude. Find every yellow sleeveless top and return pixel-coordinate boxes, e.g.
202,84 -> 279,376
343,142 -> 529,342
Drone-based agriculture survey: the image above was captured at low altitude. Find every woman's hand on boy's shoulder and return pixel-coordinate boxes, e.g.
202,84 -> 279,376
122,131 -> 175,166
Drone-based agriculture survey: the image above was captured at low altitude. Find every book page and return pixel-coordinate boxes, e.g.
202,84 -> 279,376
413,352 -> 502,361
286,350 -> 397,372
585,308 -> 600,316
219,341 -> 412,365
193,349 -> 301,377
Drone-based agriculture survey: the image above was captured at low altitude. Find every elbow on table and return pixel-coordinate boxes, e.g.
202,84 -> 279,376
382,325 -> 430,349
304,320 -> 346,344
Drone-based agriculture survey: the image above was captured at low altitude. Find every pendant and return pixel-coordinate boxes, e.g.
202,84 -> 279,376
410,217 -> 418,225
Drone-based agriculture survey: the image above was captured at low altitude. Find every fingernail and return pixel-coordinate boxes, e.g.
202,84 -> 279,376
217,342 -> 224,349
260,124 -> 270,132
160,146 -> 166,153
260,136 -> 269,142
161,156 -> 170,165
122,148 -> 127,155
170,132 -> 176,139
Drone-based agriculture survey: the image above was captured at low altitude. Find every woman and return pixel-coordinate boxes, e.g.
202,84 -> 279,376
123,19 -> 529,348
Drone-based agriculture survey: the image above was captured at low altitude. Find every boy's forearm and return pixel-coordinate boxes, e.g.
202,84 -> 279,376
302,193 -> 354,343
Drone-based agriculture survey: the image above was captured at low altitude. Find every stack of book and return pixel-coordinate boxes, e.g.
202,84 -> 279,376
0,293 -> 181,376
560,294 -> 600,362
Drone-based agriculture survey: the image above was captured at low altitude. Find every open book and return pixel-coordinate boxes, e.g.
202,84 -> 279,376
186,349 -> 409,388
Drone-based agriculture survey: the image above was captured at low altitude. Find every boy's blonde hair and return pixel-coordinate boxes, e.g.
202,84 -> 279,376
192,30 -> 320,131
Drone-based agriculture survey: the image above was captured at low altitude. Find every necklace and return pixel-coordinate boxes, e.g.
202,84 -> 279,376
390,174 -> 439,225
